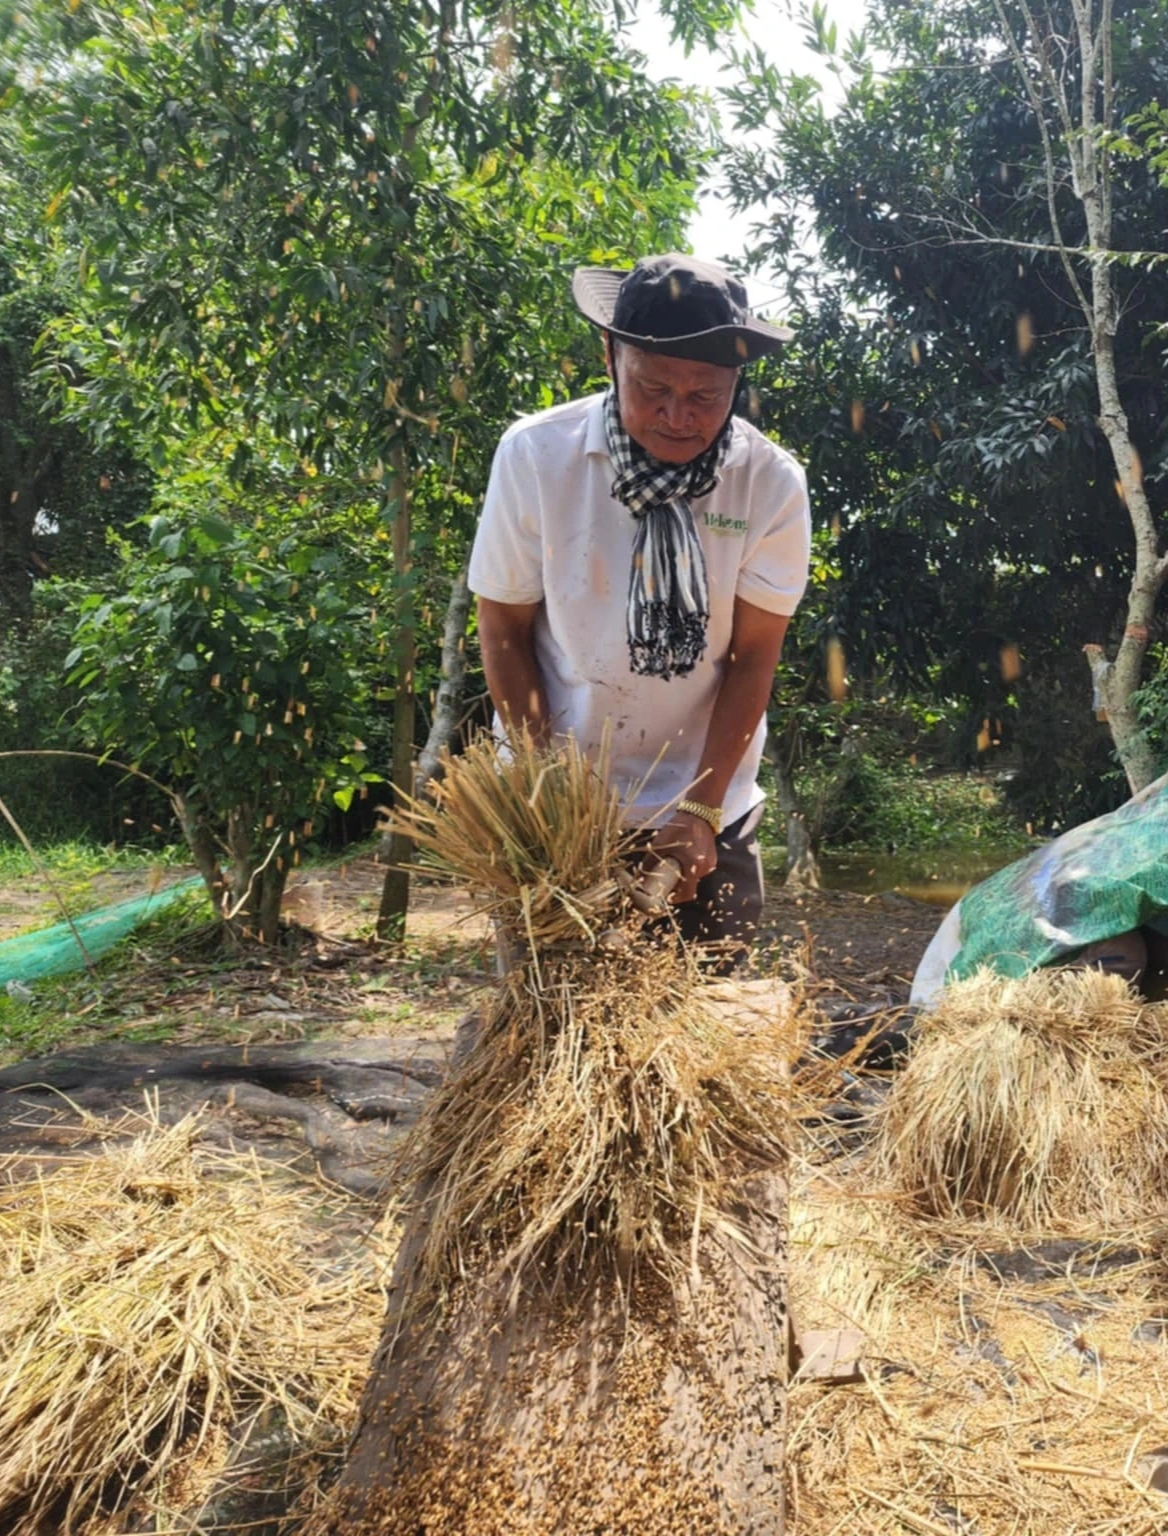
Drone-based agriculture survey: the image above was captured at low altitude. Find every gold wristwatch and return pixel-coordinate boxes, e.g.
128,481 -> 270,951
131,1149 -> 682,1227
677,799 -> 723,835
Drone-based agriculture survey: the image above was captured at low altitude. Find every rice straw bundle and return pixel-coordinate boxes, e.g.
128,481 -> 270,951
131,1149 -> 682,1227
400,943 -> 792,1305
388,730 -> 796,1303
394,726 -> 633,950
876,967 -> 1168,1226
314,731 -> 799,1534
0,1112 -> 391,1535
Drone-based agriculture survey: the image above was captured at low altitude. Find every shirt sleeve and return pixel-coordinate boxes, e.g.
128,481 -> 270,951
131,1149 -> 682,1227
468,425 -> 545,605
735,448 -> 811,617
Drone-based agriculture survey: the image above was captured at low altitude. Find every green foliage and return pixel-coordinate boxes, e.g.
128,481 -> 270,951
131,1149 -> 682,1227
0,0 -> 723,921
727,0 -> 1168,811
811,751 -> 1027,852
66,506 -> 386,934
69,511 -> 382,813
1002,657 -> 1127,830
0,839 -> 186,884
0,578 -> 172,845
1132,643 -> 1168,774
0,98 -> 152,625
12,0 -> 709,489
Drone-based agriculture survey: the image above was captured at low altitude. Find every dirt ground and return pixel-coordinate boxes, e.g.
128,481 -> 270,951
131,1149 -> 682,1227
0,856 -> 942,1199
0,855 -> 944,1059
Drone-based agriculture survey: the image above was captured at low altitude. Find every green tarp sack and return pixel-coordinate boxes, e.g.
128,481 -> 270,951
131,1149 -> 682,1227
0,876 -> 206,990
910,770 -> 1168,1007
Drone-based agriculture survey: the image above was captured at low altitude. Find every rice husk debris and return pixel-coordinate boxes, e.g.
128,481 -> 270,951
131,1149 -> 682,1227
789,968 -> 1168,1535
0,1108 -> 395,1536
788,1179 -> 1168,1535
307,732 -> 808,1534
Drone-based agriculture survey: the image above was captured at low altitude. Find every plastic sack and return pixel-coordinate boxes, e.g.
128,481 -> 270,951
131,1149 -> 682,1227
911,770 -> 1168,1007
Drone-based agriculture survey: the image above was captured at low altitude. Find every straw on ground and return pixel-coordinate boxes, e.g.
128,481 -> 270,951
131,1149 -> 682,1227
0,1109 -> 392,1535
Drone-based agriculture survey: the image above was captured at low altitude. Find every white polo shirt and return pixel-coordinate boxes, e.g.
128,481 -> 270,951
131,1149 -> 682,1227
468,392 -> 811,826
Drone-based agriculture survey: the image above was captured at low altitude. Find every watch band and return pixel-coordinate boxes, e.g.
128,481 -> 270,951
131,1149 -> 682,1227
677,799 -> 723,835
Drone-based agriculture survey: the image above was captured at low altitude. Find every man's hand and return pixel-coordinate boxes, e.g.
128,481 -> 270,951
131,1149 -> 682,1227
643,810 -> 718,905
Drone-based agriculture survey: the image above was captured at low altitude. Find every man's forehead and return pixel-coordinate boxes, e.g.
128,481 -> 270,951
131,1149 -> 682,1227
618,342 -> 739,389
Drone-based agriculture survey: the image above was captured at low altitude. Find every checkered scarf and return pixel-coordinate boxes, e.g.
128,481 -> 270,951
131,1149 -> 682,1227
604,388 -> 732,680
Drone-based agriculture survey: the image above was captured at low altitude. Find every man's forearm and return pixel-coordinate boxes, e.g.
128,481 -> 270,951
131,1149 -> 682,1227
477,597 -> 551,740
689,600 -> 790,813
484,647 -> 550,739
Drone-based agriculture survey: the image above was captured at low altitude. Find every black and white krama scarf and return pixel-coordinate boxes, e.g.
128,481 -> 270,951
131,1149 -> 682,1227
603,388 -> 733,680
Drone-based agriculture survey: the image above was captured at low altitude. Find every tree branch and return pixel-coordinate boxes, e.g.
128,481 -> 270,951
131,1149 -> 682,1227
992,0 -> 1093,322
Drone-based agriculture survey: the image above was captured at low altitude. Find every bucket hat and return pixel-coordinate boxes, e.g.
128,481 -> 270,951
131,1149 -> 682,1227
572,252 -> 792,367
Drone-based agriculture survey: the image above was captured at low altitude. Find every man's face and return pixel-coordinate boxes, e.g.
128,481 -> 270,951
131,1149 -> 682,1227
607,339 -> 739,464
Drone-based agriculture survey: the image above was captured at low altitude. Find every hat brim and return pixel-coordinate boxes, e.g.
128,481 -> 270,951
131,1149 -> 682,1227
572,266 -> 793,367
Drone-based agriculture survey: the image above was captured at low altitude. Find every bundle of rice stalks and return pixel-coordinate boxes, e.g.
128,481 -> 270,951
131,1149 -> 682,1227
876,967 -> 1168,1226
392,727 -> 633,949
313,732 -> 803,1534
386,730 -> 800,1303
0,1111 -> 392,1535
401,943 -> 793,1305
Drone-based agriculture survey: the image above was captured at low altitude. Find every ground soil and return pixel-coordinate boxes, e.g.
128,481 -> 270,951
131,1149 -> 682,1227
0,855 -> 943,1065
758,883 -> 941,1006
0,854 -> 942,1187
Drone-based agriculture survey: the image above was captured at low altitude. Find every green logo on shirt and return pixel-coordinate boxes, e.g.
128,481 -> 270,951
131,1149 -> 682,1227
704,511 -> 748,535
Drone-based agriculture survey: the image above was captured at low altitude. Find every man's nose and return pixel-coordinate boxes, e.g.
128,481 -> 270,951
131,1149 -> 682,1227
658,394 -> 693,429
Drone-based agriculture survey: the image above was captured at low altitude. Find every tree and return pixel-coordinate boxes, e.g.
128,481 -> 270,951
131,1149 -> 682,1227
0,124 -> 149,627
68,503 -> 385,941
5,0 -> 713,933
725,0 -> 1168,798
988,0 -> 1165,790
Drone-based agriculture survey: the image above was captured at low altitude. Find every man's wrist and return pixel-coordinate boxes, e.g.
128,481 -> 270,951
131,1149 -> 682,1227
676,798 -> 723,835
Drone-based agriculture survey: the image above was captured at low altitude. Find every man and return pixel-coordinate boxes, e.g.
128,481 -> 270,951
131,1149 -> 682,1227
468,253 -> 811,964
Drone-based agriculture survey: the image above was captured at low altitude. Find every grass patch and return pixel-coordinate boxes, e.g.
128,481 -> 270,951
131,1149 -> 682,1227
0,838 -> 188,883
0,888 -> 219,1063
759,756 -> 1034,865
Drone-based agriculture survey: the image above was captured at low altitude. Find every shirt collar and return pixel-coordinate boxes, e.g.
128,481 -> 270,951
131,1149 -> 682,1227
584,391 -> 749,470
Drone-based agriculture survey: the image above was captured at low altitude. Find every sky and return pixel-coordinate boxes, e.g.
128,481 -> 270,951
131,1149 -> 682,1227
624,0 -> 872,310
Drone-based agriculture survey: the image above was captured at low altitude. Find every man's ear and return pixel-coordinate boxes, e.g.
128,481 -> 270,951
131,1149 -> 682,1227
602,331 -> 616,380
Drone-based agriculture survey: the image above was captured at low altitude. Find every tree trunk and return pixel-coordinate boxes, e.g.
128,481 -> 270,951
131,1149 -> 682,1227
307,1175 -> 787,1535
373,0 -> 455,940
175,794 -> 229,918
765,728 -> 820,889
1081,316 -> 1165,793
1065,0 -> 1162,792
997,0 -> 1167,795
415,562 -> 472,794
377,453 -> 415,940
257,860 -> 288,946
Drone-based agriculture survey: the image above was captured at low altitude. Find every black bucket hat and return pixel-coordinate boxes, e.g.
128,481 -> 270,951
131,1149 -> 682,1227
572,252 -> 792,367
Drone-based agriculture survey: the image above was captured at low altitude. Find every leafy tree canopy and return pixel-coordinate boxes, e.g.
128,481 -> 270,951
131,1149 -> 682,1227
727,0 -> 1168,810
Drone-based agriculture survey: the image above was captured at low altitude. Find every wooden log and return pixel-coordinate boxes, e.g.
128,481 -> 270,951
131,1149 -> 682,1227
309,1174 -> 786,1535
